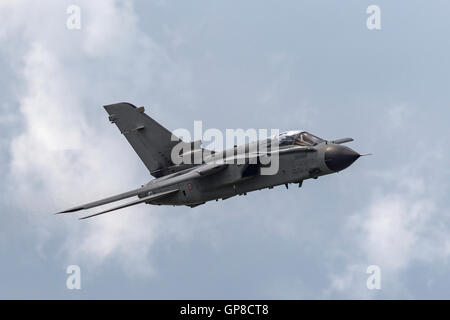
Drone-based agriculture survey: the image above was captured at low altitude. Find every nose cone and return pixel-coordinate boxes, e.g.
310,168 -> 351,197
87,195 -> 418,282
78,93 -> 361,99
325,145 -> 360,172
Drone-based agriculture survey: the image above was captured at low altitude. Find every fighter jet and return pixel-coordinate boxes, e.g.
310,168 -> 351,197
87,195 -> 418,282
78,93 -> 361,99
57,102 -> 365,219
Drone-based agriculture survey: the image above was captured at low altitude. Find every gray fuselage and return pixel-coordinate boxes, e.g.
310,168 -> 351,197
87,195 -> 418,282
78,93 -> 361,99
141,141 -> 357,207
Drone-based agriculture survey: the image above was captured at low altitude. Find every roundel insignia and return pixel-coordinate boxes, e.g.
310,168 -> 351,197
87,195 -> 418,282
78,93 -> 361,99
187,183 -> 193,191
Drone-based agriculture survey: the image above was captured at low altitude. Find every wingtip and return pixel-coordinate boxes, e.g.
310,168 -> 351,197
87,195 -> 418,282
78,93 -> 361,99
55,207 -> 84,214
79,212 -> 103,220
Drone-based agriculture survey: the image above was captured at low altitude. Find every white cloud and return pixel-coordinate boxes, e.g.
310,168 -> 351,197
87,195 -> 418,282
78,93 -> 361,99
354,194 -> 434,271
326,263 -> 372,299
1,0 -> 187,277
326,161 -> 450,298
386,104 -> 410,129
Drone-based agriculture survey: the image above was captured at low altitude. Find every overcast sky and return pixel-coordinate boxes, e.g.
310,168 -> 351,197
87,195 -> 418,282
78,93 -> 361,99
1,0 -> 449,299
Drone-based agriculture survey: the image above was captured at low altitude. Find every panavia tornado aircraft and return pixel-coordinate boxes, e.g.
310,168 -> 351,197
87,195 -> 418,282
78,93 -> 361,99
57,102 -> 365,219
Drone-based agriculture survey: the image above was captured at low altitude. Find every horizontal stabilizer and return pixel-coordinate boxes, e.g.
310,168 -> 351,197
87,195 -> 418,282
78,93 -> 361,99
79,189 -> 179,220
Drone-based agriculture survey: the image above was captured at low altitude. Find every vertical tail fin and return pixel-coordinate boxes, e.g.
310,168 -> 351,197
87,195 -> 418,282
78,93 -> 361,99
104,102 -> 182,177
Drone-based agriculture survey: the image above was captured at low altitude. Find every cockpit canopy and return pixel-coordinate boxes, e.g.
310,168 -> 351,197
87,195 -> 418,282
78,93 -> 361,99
276,130 -> 325,147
